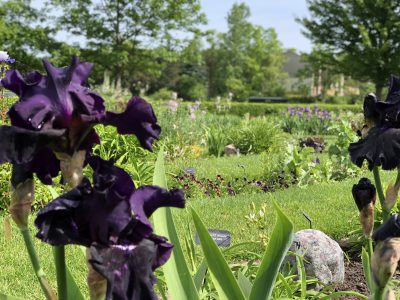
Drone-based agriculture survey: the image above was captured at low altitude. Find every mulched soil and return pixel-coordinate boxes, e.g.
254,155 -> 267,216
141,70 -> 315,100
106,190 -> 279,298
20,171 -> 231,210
335,260 -> 369,299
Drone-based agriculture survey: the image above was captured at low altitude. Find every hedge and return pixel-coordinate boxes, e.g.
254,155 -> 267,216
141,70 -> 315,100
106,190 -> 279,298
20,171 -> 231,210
199,102 -> 361,117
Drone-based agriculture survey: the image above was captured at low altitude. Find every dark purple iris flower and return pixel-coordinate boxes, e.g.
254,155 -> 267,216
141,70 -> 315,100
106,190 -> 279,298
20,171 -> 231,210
35,156 -> 184,299
0,57 -> 160,184
349,75 -> 400,170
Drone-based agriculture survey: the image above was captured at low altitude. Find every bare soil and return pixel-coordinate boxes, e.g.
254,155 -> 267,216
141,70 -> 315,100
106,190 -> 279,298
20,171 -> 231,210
335,260 -> 369,299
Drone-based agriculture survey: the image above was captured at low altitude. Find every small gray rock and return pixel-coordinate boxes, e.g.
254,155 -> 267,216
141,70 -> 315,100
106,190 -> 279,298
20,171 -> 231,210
224,144 -> 237,156
285,229 -> 344,286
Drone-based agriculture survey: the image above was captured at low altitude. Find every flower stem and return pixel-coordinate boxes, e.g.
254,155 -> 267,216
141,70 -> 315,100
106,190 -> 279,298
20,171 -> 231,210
373,167 -> 389,221
53,246 -> 67,300
368,237 -> 374,263
374,287 -> 386,300
20,228 -> 57,300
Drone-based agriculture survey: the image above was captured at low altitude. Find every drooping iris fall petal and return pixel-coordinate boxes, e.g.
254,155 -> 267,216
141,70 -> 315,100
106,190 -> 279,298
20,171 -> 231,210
349,127 -> 400,170
102,97 -> 161,151
349,76 -> 400,170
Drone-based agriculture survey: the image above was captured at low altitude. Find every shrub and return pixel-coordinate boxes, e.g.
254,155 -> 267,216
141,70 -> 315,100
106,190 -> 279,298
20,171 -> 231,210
228,116 -> 286,155
150,87 -> 175,101
200,101 -> 361,117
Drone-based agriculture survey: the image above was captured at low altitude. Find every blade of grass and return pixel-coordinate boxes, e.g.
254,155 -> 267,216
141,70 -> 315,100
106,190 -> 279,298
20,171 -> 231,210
191,208 -> 246,300
152,148 -> 199,300
296,255 -> 307,299
249,200 -> 294,300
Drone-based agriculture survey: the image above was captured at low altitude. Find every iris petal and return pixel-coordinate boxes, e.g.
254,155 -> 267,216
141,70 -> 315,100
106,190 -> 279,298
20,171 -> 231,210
0,125 -> 64,165
89,241 -> 158,300
102,97 -> 161,150
349,127 -> 400,170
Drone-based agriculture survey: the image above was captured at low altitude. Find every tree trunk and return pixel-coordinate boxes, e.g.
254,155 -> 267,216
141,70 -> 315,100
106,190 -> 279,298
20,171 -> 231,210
375,83 -> 383,100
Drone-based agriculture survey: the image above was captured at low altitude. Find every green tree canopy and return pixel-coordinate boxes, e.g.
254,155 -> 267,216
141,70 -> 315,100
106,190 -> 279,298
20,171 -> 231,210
49,0 -> 207,89
299,0 -> 400,98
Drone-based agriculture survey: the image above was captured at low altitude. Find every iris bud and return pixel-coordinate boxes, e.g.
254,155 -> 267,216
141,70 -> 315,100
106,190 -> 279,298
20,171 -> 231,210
352,178 -> 376,237
56,150 -> 86,188
371,238 -> 400,288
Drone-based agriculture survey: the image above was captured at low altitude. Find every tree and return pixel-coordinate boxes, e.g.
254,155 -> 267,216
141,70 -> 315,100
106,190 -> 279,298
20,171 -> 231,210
299,0 -> 400,98
222,3 -> 286,100
49,0 -> 206,89
0,0 -> 76,73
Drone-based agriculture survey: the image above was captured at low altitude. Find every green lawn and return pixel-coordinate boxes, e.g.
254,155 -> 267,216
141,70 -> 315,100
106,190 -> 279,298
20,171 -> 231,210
1,168 -> 392,299
1,141 -> 397,299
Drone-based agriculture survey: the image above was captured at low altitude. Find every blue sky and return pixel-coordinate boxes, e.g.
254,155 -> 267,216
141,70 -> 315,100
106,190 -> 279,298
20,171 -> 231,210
34,0 -> 312,53
200,0 -> 312,53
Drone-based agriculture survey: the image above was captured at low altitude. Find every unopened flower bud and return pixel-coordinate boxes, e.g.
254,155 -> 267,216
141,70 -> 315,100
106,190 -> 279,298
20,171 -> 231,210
385,181 -> 400,211
363,93 -> 379,127
352,178 -> 376,237
56,150 -> 86,188
371,238 -> 400,288
9,166 -> 34,229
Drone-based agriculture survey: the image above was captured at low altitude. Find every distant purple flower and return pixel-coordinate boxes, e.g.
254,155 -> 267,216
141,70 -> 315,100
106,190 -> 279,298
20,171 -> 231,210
35,156 -> 184,299
0,57 -> 160,184
312,158 -> 320,164
166,100 -> 178,112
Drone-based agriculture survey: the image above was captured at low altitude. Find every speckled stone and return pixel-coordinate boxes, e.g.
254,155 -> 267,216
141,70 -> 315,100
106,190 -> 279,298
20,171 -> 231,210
285,229 -> 345,286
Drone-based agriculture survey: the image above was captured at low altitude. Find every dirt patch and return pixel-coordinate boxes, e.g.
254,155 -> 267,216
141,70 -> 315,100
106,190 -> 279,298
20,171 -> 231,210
335,260 -> 369,299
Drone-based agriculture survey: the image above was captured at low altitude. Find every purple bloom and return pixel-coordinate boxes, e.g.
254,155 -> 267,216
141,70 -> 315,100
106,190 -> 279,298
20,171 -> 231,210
0,57 -> 160,184
35,156 -> 184,299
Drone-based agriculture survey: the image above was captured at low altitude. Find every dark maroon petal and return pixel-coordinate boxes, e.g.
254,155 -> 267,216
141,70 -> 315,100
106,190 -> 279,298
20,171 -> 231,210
385,75 -> 400,103
0,125 -> 64,165
148,234 -> 173,270
352,178 -> 376,211
88,156 -> 135,196
373,214 -> 400,242
72,61 -> 93,85
11,164 -> 33,189
24,147 -> 60,185
102,97 -> 161,150
129,186 -> 185,240
35,178 -> 93,246
1,69 -> 28,96
349,127 -> 400,170
3,57 -> 105,131
89,241 -> 158,300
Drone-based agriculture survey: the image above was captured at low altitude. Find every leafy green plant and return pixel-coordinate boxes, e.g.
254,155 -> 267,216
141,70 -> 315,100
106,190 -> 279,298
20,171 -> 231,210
204,126 -> 226,157
284,144 -> 332,186
228,116 -> 285,155
328,120 -> 361,180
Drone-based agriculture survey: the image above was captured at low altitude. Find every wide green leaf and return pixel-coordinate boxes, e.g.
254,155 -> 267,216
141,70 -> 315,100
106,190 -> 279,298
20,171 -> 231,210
191,208 -> 246,300
249,200 -> 294,300
66,266 -> 85,300
361,247 -> 373,291
152,148 -> 199,300
193,259 -> 208,292
237,271 -> 253,298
